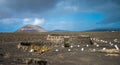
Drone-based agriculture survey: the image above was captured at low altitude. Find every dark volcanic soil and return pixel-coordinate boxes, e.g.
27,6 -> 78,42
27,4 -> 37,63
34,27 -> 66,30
0,32 -> 120,65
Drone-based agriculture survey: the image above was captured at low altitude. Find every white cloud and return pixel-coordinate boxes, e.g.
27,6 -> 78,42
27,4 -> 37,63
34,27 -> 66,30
23,18 -> 31,24
23,18 -> 30,22
33,18 -> 44,25
22,18 -> 44,25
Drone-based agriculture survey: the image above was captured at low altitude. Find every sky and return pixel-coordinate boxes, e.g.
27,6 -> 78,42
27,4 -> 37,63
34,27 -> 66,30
0,0 -> 120,32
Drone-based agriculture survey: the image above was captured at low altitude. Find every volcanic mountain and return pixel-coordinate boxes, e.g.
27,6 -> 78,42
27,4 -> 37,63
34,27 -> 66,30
16,24 -> 46,32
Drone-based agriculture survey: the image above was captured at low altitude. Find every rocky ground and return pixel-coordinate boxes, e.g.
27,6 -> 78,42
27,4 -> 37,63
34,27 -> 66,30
0,32 -> 120,65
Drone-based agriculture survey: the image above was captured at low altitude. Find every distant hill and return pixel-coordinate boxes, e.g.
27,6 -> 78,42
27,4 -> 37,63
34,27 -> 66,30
86,28 -> 120,32
50,30 -> 71,32
16,24 -> 46,32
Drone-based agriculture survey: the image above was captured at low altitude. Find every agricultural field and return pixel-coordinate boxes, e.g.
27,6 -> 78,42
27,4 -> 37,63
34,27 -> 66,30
0,32 -> 120,65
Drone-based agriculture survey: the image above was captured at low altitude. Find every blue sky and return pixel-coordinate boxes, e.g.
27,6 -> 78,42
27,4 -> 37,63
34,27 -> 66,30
0,0 -> 120,32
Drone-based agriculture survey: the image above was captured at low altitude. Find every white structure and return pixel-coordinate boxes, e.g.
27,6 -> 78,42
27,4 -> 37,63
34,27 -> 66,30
86,44 -> 89,47
81,48 -> 84,51
93,49 -> 96,51
70,45 -> 73,48
114,45 -> 119,50
68,49 -> 71,51
77,45 -> 80,47
29,49 -> 34,52
114,39 -> 118,42
96,44 -> 99,47
62,45 -> 64,48
102,47 -> 106,50
55,49 -> 59,52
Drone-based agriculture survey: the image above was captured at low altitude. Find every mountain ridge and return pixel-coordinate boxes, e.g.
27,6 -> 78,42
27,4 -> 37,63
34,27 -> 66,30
16,24 -> 46,32
85,28 -> 120,32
